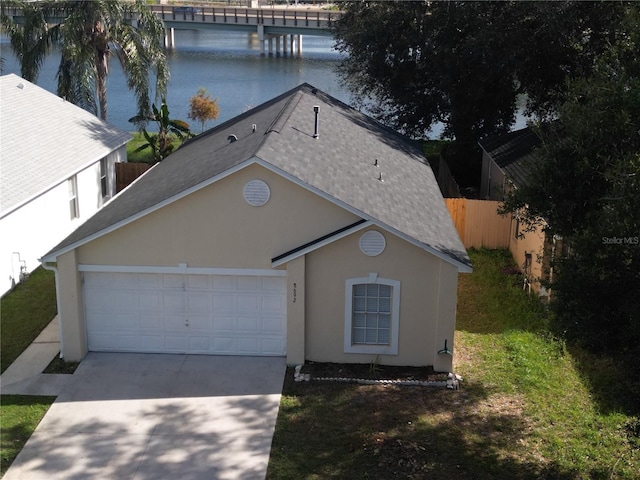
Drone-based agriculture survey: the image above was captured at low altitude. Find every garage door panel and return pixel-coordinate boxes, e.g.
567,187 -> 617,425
213,316 -> 234,332
262,316 -> 285,333
237,276 -> 259,291
213,276 -> 234,290
187,293 -> 211,314
237,295 -> 259,314
163,292 -> 185,312
139,292 -> 163,312
237,317 -> 259,332
84,272 -> 286,356
140,314 -> 163,329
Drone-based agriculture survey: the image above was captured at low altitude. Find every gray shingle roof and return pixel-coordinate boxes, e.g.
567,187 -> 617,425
44,84 -> 470,271
0,74 -> 131,215
479,126 -> 541,189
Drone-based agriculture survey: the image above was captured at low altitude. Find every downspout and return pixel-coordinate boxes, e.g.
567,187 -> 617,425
40,259 -> 63,359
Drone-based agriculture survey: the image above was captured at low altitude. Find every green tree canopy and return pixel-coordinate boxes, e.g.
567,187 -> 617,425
502,7 -> 640,354
334,1 -> 629,184
1,0 -> 169,123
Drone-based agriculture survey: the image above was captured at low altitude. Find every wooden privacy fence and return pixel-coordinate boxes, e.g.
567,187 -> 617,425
445,198 -> 512,249
116,162 -> 151,193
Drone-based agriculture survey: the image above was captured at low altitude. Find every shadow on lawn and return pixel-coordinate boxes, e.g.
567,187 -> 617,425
267,372 -> 589,480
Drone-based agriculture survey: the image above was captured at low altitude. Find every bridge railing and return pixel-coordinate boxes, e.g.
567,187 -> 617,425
149,6 -> 340,30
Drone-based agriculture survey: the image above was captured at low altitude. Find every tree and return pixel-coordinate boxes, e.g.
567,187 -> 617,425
502,8 -> 640,355
188,87 -> 220,133
129,99 -> 193,163
1,0 -> 169,122
333,1 -> 629,186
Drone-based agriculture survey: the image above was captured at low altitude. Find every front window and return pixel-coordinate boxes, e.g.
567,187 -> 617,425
344,276 -> 400,355
352,284 -> 392,345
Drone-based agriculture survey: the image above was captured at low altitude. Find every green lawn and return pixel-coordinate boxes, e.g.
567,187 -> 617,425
0,267 -> 57,374
1,269 -> 60,476
267,249 -> 639,479
0,395 -> 55,476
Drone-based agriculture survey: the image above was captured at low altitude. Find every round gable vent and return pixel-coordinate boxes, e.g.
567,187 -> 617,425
244,179 -> 270,206
359,230 -> 386,256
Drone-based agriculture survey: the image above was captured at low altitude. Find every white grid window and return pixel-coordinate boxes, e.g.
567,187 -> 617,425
68,176 -> 79,219
344,276 -> 400,355
352,284 -> 392,345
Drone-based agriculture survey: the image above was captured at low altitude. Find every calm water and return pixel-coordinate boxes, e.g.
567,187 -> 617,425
1,30 -> 351,133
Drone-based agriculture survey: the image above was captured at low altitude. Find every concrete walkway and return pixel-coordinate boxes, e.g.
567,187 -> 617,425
1,322 -> 287,480
0,316 -> 73,396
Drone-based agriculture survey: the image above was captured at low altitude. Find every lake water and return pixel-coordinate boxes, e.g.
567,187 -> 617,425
1,30 -> 351,133
1,29 -> 526,137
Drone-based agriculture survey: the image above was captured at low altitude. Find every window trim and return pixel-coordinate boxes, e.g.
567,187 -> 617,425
344,275 -> 400,355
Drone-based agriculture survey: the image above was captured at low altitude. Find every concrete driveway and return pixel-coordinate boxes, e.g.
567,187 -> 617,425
4,353 -> 286,480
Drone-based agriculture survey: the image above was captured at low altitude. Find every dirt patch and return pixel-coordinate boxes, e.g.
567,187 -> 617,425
299,361 -> 449,382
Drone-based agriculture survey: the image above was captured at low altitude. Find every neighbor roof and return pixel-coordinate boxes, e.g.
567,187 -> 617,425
43,84 -> 471,271
0,74 -> 131,216
479,126 -> 541,189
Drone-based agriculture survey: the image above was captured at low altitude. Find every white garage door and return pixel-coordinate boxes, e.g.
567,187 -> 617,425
83,271 -> 287,356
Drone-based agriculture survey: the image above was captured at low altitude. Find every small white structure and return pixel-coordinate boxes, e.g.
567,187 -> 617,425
0,74 -> 131,295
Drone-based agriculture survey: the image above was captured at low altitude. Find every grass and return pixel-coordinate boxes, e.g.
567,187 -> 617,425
0,395 -> 56,476
267,249 -> 639,479
0,267 -> 57,374
126,131 -> 190,164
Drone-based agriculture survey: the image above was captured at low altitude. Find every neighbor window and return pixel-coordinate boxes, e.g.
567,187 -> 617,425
100,157 -> 109,200
68,176 -> 79,219
344,276 -> 400,355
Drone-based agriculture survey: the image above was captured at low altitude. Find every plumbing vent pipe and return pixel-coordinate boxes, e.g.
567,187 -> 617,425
313,105 -> 320,139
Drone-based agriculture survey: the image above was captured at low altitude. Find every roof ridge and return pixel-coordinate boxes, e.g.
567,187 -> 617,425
267,90 -> 303,134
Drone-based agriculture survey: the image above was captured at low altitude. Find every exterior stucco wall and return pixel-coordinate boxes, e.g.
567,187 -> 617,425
304,227 -> 457,370
77,163 -> 359,268
55,250 -> 87,361
509,217 -> 549,294
0,150 -> 123,296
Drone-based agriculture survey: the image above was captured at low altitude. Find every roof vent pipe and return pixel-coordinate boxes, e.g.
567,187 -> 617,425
313,105 -> 320,139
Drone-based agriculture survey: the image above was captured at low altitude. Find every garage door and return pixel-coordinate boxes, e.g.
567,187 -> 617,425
83,271 -> 286,356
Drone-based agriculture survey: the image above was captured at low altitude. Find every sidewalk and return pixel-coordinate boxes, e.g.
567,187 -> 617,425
0,316 -> 74,396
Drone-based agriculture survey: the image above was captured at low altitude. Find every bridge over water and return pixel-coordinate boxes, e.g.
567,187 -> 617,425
2,4 -> 342,56
151,5 -> 342,55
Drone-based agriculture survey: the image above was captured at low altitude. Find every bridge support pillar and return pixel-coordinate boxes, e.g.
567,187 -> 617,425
164,28 -> 175,49
257,25 -> 265,56
283,34 -> 288,55
297,34 -> 302,54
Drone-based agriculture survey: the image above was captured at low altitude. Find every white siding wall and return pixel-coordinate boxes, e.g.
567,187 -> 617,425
0,146 -> 126,295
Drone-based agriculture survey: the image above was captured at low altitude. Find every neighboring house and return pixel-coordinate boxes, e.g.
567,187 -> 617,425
479,127 -> 555,296
42,84 -> 472,372
0,74 -> 131,296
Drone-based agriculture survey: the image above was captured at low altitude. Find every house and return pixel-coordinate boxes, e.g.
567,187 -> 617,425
0,74 -> 131,296
479,126 -> 555,295
41,84 -> 472,371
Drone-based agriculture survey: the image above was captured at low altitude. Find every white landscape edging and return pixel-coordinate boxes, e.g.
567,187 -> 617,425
293,365 -> 463,390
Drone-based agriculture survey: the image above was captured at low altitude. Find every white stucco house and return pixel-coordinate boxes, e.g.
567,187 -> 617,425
42,84 -> 471,371
0,73 -> 131,296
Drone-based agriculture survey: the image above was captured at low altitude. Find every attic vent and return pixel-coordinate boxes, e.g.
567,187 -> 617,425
17,82 -> 25,90
359,230 -> 386,256
227,134 -> 238,143
244,180 -> 270,207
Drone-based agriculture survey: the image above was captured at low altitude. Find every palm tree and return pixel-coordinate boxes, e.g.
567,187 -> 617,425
1,0 -> 168,122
